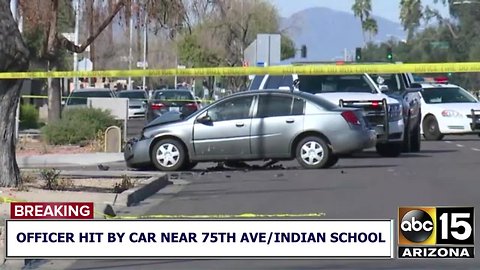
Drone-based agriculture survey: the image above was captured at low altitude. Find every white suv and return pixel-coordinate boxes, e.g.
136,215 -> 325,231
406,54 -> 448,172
249,74 -> 405,157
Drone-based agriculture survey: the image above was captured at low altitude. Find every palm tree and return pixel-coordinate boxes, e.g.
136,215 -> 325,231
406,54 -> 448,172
352,0 -> 378,45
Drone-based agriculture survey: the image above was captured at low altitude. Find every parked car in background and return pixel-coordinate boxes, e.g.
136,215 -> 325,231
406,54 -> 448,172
124,90 -> 377,171
145,89 -> 200,123
117,90 -> 148,119
249,73 -> 407,157
419,83 -> 480,140
64,88 -> 116,109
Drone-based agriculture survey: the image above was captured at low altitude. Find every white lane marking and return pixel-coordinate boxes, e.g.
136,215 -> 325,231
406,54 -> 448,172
472,148 -> 480,152
445,141 -> 452,144
456,144 -> 465,148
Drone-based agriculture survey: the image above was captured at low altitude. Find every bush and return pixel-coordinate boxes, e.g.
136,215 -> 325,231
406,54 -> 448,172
20,103 -> 39,129
42,108 -> 119,145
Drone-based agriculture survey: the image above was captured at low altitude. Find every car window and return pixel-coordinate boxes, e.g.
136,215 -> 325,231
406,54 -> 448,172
257,94 -> 303,117
66,91 -> 113,105
118,91 -> 147,100
298,75 -> 374,94
292,97 -> 305,115
208,96 -> 254,122
371,74 -> 402,93
154,91 -> 193,101
264,76 -> 283,89
249,76 -> 264,90
422,87 -> 478,104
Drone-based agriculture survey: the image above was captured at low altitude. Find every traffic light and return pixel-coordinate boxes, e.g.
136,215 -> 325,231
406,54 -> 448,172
300,45 -> 307,58
386,47 -> 393,62
355,47 -> 362,62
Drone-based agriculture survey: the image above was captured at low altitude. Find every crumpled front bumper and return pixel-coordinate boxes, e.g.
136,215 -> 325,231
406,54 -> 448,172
124,137 -> 154,168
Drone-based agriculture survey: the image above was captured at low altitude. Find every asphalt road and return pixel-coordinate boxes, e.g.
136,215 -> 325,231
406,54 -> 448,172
126,118 -> 146,139
53,135 -> 480,269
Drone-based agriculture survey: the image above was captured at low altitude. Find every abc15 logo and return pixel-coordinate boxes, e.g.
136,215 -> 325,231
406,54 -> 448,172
398,207 -> 474,245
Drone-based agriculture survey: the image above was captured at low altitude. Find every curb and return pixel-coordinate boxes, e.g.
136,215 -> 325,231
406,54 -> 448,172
112,174 -> 171,208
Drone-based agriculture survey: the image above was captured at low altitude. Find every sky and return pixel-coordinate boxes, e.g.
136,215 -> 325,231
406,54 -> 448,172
269,0 -> 450,22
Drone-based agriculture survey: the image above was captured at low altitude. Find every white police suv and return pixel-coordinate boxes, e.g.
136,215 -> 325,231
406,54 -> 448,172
420,83 -> 480,140
249,73 -> 407,157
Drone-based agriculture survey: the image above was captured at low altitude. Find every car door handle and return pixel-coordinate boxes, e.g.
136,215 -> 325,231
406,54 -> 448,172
236,122 -> 245,127
286,119 -> 295,123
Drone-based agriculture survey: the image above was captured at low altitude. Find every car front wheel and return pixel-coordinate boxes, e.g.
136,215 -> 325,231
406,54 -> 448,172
295,136 -> 332,169
423,115 -> 444,141
151,139 -> 186,171
410,124 -> 421,152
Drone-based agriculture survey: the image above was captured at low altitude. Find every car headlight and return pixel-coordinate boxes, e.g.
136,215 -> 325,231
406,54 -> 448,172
388,104 -> 403,121
441,110 -> 462,117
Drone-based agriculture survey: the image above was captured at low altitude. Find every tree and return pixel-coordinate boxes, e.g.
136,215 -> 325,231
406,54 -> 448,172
177,0 -> 291,91
281,35 -> 296,60
0,0 -> 30,187
352,0 -> 378,44
19,0 -> 127,123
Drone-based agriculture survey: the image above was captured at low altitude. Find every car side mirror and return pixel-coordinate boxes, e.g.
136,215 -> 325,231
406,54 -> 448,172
379,85 -> 389,92
406,83 -> 423,93
197,114 -> 212,124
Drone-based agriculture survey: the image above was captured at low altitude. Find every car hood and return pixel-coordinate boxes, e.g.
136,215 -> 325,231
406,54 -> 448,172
144,111 -> 185,128
315,92 -> 399,105
427,102 -> 480,114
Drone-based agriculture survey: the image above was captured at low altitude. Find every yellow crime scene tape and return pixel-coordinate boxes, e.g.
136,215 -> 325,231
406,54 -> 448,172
2,62 -> 480,79
0,196 -> 326,219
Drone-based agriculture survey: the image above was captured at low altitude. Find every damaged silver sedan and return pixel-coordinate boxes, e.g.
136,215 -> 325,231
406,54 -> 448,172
124,90 -> 377,171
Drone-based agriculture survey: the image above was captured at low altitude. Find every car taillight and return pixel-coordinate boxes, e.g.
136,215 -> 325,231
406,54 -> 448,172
185,103 -> 198,110
151,103 -> 166,110
341,111 -> 361,126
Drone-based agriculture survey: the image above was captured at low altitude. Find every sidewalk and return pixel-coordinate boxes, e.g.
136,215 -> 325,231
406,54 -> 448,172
16,153 -> 124,168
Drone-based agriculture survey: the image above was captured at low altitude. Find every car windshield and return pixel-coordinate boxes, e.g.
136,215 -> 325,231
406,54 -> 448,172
66,91 -> 113,105
298,75 -> 374,94
422,87 -> 478,104
117,91 -> 146,100
154,91 -> 193,101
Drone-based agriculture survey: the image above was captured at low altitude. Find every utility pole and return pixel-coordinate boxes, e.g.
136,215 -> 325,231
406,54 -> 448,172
73,0 -> 80,91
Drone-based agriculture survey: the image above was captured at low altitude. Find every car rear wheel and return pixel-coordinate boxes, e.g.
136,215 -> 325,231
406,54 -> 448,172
376,142 -> 402,157
295,136 -> 332,169
151,139 -> 186,171
423,115 -> 444,141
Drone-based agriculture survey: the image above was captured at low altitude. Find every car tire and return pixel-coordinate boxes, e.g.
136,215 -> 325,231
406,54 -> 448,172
410,124 -> 421,152
295,136 -> 332,169
151,139 -> 186,171
182,161 -> 198,171
376,142 -> 402,157
325,155 -> 339,168
423,115 -> 444,141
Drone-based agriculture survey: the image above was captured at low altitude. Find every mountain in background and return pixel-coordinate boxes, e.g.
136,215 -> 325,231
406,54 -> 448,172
280,7 -> 406,61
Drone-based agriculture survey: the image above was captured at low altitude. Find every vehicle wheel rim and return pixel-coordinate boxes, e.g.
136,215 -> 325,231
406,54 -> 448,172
428,121 -> 436,133
156,143 -> 180,168
300,141 -> 324,165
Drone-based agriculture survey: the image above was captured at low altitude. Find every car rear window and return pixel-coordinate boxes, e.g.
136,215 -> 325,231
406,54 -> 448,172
118,91 -> 147,100
67,91 -> 114,105
298,75 -> 374,94
154,91 -> 193,101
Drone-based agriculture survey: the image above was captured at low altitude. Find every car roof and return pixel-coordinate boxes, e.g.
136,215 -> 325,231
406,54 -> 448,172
71,88 -> 112,92
117,90 -> 146,94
